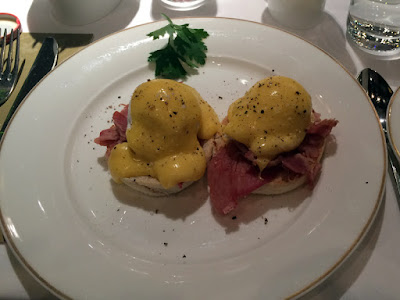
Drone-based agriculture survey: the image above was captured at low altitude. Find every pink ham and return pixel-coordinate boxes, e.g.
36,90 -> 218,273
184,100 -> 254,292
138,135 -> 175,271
94,104 -> 129,157
307,118 -> 338,137
207,142 -> 279,215
94,126 -> 119,146
298,134 -> 325,159
281,153 -> 321,185
208,114 -> 338,215
113,105 -> 129,140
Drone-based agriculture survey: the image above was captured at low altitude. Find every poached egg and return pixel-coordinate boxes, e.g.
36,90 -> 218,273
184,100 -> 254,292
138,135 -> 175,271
223,76 -> 312,170
108,79 -> 221,189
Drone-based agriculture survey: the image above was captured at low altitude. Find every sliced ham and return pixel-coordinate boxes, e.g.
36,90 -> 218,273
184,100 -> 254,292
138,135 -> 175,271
113,105 -> 129,138
298,134 -> 325,159
307,118 -> 338,137
207,142 -> 278,215
94,104 -> 129,157
281,153 -> 321,185
208,114 -> 338,215
94,126 -> 119,146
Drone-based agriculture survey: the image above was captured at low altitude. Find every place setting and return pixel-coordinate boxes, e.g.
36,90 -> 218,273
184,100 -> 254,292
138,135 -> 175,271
0,0 -> 399,299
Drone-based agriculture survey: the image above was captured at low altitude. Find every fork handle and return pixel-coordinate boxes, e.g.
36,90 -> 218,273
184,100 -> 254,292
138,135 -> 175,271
0,72 -> 32,139
387,137 -> 400,201
0,37 -> 58,140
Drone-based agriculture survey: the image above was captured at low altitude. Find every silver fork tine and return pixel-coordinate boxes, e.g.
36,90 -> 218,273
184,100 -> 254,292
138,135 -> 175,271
4,29 -> 14,75
0,29 -> 5,72
0,29 -> 22,107
11,28 -> 20,78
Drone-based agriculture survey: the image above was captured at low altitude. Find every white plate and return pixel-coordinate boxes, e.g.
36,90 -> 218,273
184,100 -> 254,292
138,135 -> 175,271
388,88 -> 400,161
0,18 -> 385,299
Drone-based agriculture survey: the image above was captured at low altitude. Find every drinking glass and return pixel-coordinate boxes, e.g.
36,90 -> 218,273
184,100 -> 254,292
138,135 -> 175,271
347,0 -> 400,55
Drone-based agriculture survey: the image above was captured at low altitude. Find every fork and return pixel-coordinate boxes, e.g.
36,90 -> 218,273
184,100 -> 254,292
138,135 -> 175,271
0,28 -> 20,107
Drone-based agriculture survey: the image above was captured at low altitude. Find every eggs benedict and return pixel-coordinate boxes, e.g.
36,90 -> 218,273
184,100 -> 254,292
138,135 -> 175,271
207,76 -> 338,215
224,76 -> 312,171
96,79 -> 221,196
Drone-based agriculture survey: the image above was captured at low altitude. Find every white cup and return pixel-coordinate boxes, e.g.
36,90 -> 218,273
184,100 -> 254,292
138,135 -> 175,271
159,0 -> 206,11
268,0 -> 326,29
49,0 -> 122,26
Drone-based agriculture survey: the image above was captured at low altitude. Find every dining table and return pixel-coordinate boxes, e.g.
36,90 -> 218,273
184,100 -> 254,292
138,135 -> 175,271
1,0 -> 400,299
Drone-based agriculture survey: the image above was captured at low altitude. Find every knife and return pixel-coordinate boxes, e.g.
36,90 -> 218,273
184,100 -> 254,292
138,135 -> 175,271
0,37 -> 58,140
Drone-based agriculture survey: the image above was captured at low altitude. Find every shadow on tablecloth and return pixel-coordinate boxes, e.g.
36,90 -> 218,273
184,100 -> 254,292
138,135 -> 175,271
261,8 -> 358,78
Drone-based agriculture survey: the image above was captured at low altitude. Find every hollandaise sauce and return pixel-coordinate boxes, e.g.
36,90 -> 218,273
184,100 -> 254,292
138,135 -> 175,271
223,76 -> 312,170
108,79 -> 220,189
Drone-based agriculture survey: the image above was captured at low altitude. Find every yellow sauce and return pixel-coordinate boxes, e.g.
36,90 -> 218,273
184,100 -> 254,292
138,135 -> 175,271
108,79 -> 221,188
223,76 -> 312,170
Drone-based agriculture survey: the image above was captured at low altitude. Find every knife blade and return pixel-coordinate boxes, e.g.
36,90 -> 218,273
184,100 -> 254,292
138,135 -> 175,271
0,37 -> 58,140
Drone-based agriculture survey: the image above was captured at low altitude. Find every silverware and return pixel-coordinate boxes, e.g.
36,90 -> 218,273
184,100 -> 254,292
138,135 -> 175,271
357,68 -> 400,196
0,37 -> 58,243
0,37 -> 58,140
0,28 -> 21,106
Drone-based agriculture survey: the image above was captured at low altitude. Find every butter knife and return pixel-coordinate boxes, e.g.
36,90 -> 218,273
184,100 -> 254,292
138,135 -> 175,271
0,37 -> 58,140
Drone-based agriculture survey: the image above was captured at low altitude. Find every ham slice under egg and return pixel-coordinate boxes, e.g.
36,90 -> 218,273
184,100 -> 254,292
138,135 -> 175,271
207,112 -> 338,215
94,105 -> 128,157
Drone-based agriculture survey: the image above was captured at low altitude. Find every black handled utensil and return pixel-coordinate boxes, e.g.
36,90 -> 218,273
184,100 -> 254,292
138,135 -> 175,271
0,37 -> 58,140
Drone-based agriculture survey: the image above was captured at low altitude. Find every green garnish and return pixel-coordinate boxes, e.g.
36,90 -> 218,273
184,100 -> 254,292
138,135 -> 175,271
147,14 -> 209,79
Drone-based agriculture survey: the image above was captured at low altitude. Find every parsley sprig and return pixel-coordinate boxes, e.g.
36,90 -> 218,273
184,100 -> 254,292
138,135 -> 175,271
147,14 -> 209,79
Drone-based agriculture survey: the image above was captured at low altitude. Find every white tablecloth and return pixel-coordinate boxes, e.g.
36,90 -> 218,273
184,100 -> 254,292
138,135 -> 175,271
1,0 -> 400,299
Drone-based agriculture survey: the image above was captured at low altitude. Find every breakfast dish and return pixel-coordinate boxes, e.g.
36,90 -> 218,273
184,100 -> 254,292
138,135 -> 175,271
95,79 -> 221,196
208,76 -> 338,214
0,18 -> 385,300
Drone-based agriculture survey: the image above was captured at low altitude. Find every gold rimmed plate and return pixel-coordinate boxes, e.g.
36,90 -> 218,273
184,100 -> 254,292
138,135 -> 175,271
0,18 -> 385,299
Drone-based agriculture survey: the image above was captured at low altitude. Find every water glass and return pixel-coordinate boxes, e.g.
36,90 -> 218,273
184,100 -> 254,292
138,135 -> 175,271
347,0 -> 400,55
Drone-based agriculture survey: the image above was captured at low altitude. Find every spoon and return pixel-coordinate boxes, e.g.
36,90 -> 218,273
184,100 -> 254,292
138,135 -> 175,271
357,68 -> 400,196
